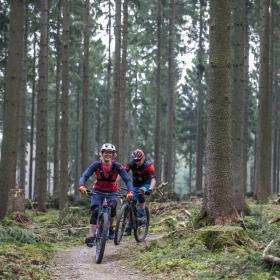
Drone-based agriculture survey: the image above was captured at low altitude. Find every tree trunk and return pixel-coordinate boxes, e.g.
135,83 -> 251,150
195,0 -> 205,195
28,34 -> 37,200
105,0 -> 112,142
81,0 -> 90,171
53,0 -> 61,200
34,0 -> 49,212
276,107 -> 280,193
96,98 -> 101,154
154,0 -> 163,181
0,0 -> 25,219
75,73 -> 80,199
18,2 -> 28,191
271,1 -> 277,194
254,0 -> 271,202
166,0 -> 176,191
205,0 -> 238,225
59,0 -> 70,214
119,0 -> 128,163
189,141 -> 193,194
230,0 -> 246,212
243,0 -> 250,194
112,0 -> 122,150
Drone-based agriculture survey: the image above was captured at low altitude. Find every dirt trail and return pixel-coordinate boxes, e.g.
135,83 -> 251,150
50,235 -> 157,280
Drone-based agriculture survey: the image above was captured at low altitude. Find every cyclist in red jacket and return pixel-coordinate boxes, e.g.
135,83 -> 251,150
124,148 -> 156,235
79,143 -> 133,247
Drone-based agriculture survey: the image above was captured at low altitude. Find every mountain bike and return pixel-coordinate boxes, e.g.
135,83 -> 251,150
87,190 -> 116,264
114,191 -> 150,245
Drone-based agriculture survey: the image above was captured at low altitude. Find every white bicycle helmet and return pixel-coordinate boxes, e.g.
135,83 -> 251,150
100,143 -> 116,152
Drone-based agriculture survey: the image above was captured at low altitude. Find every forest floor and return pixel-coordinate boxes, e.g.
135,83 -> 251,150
2,199 -> 280,279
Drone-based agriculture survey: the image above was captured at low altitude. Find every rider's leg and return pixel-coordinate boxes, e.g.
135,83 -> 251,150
85,205 -> 99,247
124,187 -> 138,236
137,184 -> 151,217
108,197 -> 118,239
85,194 -> 102,246
89,205 -> 99,237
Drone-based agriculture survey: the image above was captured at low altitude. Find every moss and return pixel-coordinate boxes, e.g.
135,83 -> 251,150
124,200 -> 280,279
198,225 -> 257,251
0,242 -> 54,280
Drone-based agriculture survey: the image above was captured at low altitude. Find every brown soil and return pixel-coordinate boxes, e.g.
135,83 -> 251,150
49,235 -> 158,280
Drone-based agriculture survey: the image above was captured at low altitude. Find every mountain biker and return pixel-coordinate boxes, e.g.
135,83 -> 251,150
79,143 -> 133,247
124,148 -> 156,235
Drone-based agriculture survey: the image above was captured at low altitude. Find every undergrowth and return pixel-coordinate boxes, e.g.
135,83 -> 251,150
122,200 -> 280,280
0,205 -> 89,280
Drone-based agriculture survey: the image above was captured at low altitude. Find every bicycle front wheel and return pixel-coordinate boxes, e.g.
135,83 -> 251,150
95,212 -> 109,264
134,206 -> 150,242
114,203 -> 129,245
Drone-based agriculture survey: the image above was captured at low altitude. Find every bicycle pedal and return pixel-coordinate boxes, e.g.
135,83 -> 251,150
137,217 -> 146,225
85,236 -> 96,247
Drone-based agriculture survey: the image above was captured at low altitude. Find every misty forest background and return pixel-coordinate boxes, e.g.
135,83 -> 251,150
0,0 -> 279,224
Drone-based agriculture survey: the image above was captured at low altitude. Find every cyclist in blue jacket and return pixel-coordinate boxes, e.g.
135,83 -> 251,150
79,143 -> 133,247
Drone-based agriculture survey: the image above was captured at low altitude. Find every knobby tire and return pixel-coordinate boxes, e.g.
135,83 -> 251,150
114,204 -> 129,245
134,206 -> 150,242
95,212 -> 109,264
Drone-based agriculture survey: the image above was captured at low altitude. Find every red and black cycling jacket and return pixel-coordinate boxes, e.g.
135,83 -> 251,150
125,159 -> 156,187
79,160 -> 133,192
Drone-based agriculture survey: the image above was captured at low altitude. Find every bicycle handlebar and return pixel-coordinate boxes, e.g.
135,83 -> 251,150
86,189 -> 124,197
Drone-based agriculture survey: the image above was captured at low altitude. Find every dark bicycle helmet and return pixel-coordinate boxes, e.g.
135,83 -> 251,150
131,149 -> 145,161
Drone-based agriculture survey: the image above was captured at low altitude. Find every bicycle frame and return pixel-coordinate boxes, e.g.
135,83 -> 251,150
87,190 -> 116,264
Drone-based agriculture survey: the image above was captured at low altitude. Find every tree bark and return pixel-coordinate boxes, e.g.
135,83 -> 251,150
53,0 -> 61,200
18,2 -> 28,191
0,0 -> 25,219
230,0 -> 246,212
105,0 -> 112,142
112,0 -> 122,150
81,0 -> 90,171
154,0 -> 163,182
243,0 -> 250,195
34,0 -> 49,212
28,34 -> 37,200
119,0 -> 128,163
166,0 -> 176,191
254,0 -> 271,202
195,0 -> 205,195
205,0 -> 238,224
59,0 -> 70,214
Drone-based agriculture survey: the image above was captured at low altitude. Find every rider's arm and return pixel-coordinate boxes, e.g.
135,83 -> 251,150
79,161 -> 99,186
146,163 -> 157,191
124,163 -> 131,172
150,177 -> 156,191
115,163 -> 133,192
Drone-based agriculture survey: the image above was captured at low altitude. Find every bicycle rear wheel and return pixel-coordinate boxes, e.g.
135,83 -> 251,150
114,204 -> 129,245
95,212 -> 109,264
134,206 -> 150,242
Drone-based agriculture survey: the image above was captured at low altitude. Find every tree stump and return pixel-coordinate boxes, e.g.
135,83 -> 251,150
7,188 -> 25,213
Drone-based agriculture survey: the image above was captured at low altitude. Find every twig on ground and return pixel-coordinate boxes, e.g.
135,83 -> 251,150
262,240 -> 280,265
268,216 -> 280,224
